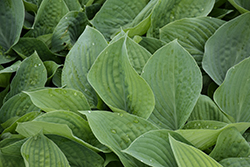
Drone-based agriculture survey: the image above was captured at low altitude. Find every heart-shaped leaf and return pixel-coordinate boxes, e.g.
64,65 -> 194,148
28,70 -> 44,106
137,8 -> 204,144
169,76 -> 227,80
4,52 -> 47,101
142,40 -> 202,129
87,36 -> 155,119
202,12 -> 250,85
21,131 -> 70,167
62,26 -> 108,108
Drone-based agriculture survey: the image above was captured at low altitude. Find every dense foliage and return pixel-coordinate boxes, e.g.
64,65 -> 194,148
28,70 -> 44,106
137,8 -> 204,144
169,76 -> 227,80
1,0 -> 250,166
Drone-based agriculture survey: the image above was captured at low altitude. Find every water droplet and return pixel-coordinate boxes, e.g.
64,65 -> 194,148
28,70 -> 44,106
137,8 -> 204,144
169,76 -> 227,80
118,113 -> 124,117
84,89 -> 88,92
201,8 -> 204,11
88,110 -> 91,113
34,64 -> 38,67
150,159 -> 153,162
140,160 -> 144,162
214,126 -> 218,129
133,119 -> 139,123
65,17 -> 68,19
74,92 -> 77,96
111,129 -> 117,134
92,43 -> 95,45
206,125 -> 209,128
10,68 -> 13,70
50,94 -> 53,97
34,136 -> 38,140
38,63 -> 41,66
63,90 -> 67,94
105,51 -> 108,54
197,123 -> 201,126
141,70 -> 144,74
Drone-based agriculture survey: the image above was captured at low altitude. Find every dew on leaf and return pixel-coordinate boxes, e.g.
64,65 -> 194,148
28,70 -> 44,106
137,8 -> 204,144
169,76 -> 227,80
111,129 -> 117,134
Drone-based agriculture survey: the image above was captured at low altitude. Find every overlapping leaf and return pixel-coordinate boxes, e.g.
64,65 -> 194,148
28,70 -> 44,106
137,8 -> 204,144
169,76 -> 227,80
228,0 -> 250,13
142,40 -> 202,129
62,26 -> 108,108
220,157 -> 250,167
4,52 -> 47,101
169,135 -> 223,167
160,17 -> 225,67
88,36 -> 155,118
214,57 -> 250,122
21,131 -> 70,167
24,88 -> 90,113
202,12 -> 250,85
147,0 -> 215,38
123,130 -> 191,167
81,111 -> 158,167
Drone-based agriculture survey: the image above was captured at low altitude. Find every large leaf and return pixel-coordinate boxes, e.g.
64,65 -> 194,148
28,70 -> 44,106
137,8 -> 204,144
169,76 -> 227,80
91,0 -> 149,39
188,95 -> 232,123
24,88 -> 90,113
62,26 -> 108,108
142,40 -> 202,130
87,36 -> 155,119
4,52 -> 47,101
51,11 -> 90,53
214,57 -> 250,122
169,135 -> 223,167
138,36 -> 166,54
147,0 -> 215,38
21,131 -> 70,167
25,0 -> 69,37
228,0 -> 250,13
0,0 -> 24,55
16,121 -> 109,152
33,110 -> 108,151
0,92 -> 40,124
123,130 -> 191,167
220,157 -> 250,167
81,111 -> 158,167
202,12 -> 250,85
160,17 -> 225,67
209,127 -> 250,161
47,135 -> 104,167
176,122 -> 250,150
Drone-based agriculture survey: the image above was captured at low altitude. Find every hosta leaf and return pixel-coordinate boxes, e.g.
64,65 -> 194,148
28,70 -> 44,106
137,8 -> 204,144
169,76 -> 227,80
12,37 -> 61,63
138,36 -> 166,54
24,88 -> 90,113
51,11 -> 90,53
21,131 -> 70,167
209,127 -> 250,161
183,120 -> 228,130
160,17 -> 225,67
142,40 -> 202,130
0,61 -> 21,74
169,135 -> 223,167
25,0 -> 69,37
16,121 -> 108,152
176,122 -> 250,150
4,52 -> 47,101
47,135 -> 104,167
88,36 -> 155,119
189,95 -> 232,123
209,8 -> 234,19
91,0 -> 149,39
228,0 -> 250,13
0,86 -> 9,108
147,0 -> 215,38
214,57 -> 250,122
202,12 -> 250,85
123,130 -> 191,167
0,92 -> 40,124
62,26 -> 108,108
0,139 -> 26,167
81,111 -> 158,167
0,0 -> 24,54
52,67 -> 62,87
220,157 -> 250,167
33,110 -> 109,151
1,111 -> 42,135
